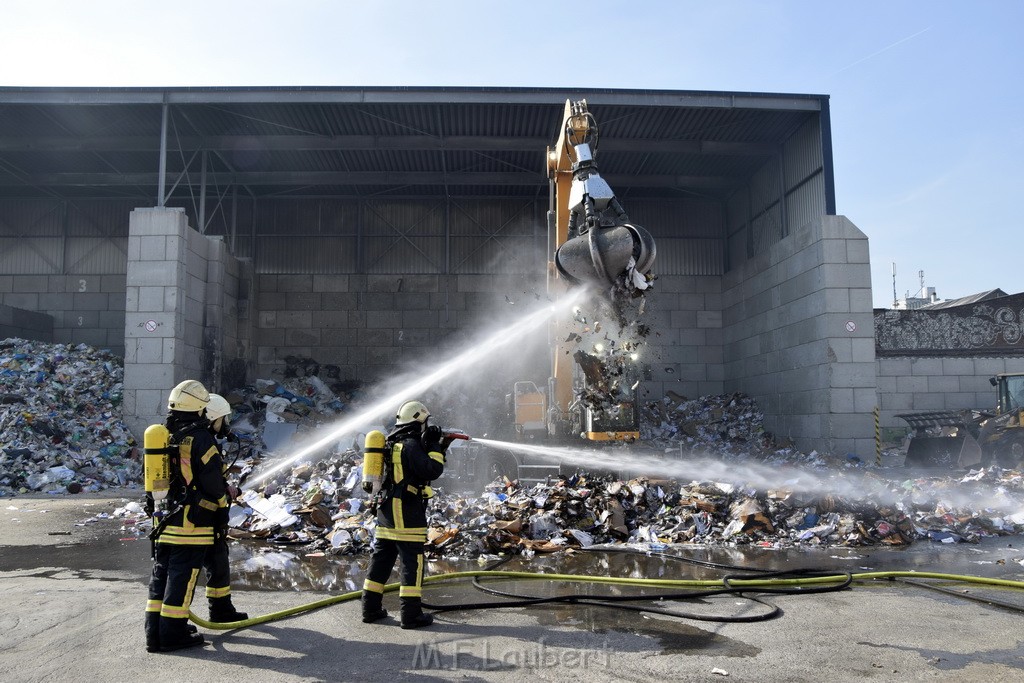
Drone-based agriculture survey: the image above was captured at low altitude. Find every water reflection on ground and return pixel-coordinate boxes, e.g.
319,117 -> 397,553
229,536 -> 1024,593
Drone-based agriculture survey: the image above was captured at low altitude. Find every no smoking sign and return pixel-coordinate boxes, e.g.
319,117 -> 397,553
845,320 -> 856,333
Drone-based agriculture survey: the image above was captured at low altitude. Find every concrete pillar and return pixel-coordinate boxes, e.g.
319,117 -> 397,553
723,215 -> 878,456
123,207 -> 241,439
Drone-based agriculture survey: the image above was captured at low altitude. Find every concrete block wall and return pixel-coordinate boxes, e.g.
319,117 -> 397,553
251,267 -> 725,432
0,303 -> 53,342
0,274 -> 126,354
123,208 -> 243,438
636,275 -> 724,404
253,272 -> 546,386
877,356 -> 1024,431
722,215 -> 877,456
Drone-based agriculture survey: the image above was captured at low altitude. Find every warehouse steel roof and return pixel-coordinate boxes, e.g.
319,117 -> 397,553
0,86 -> 831,202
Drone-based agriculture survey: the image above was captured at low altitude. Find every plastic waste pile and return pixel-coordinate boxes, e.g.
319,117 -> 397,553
416,467 -> 1024,558
642,392 -> 775,456
0,338 -> 139,496
230,444 -> 374,553
8,339 -> 1011,559
218,389 -> 1024,559
227,458 -> 1024,560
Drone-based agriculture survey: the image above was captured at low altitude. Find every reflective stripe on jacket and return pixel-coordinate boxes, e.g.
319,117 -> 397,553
375,436 -> 445,543
156,429 -> 226,547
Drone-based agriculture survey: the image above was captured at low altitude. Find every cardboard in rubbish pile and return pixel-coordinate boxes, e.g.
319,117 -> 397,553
31,346 -> 1018,559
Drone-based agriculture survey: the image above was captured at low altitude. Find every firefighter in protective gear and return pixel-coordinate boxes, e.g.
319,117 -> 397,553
145,380 -> 226,653
201,393 -> 248,624
361,400 -> 449,629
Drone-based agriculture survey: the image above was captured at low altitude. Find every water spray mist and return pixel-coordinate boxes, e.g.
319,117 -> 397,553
242,288 -> 588,491
472,438 -> 1024,514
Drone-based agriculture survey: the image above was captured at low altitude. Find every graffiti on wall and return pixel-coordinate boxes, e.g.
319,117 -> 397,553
875,294 -> 1024,356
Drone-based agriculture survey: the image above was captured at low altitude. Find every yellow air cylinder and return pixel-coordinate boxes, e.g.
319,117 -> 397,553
362,430 -> 387,497
144,423 -> 171,500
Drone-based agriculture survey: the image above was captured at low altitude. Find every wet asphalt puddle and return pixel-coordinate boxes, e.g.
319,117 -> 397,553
4,517 -> 1024,652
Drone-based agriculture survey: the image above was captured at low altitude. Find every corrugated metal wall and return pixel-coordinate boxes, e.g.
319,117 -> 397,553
749,158 -> 782,219
786,173 -> 826,235
0,196 -> 730,277
0,199 -> 130,274
725,115 -> 827,269
244,197 -> 726,276
655,238 -> 725,276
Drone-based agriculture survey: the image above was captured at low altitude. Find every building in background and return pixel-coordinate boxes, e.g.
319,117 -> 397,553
0,86 -> 873,454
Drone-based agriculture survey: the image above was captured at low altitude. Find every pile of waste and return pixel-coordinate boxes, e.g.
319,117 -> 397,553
642,392 -> 775,456
210,386 -> 1024,558
422,467 -> 1024,557
0,338 -> 139,496
219,450 -> 1024,560
7,340 -> 1024,557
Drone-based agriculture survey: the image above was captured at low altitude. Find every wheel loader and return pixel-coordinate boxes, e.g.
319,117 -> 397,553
897,372 -> 1024,469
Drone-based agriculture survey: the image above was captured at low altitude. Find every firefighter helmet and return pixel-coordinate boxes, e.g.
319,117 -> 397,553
167,380 -> 210,413
206,393 -> 232,422
395,400 -> 430,427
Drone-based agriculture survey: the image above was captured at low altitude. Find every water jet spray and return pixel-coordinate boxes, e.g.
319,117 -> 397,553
471,438 -> 1024,514
241,289 -> 587,491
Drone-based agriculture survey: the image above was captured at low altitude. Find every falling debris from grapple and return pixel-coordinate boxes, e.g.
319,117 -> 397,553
542,100 -> 657,440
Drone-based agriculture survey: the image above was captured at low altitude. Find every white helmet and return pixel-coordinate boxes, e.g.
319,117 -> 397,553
167,380 -> 210,413
206,394 -> 232,422
395,400 -> 430,427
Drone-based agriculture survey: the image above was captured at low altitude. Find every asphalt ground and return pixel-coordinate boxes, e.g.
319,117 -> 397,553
2,490 -> 1024,682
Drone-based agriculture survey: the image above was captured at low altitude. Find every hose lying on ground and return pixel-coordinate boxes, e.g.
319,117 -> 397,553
188,560 -> 1024,631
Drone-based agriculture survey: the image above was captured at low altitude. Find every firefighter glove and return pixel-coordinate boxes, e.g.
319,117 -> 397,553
423,424 -> 443,451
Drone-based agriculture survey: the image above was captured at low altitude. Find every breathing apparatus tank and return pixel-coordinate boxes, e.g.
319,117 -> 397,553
144,423 -> 173,500
362,430 -> 387,497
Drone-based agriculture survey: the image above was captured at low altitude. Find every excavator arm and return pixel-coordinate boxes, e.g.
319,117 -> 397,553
546,100 -> 656,292
544,99 -> 656,440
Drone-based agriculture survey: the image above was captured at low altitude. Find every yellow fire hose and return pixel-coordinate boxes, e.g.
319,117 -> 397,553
188,569 -> 1024,630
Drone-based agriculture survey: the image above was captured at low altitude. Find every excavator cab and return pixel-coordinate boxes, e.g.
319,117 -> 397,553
994,373 -> 1024,414
977,373 -> 1024,468
510,381 -> 547,439
579,379 -> 640,441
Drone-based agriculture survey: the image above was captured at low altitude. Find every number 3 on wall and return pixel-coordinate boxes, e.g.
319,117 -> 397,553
78,279 -> 87,292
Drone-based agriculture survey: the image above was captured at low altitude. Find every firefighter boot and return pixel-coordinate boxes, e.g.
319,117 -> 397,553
158,617 -> 205,652
361,590 -> 388,623
208,596 -> 248,623
147,609 -> 196,651
400,597 -> 433,630
145,612 -> 161,653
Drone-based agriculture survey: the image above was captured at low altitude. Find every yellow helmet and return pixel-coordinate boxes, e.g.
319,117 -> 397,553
206,393 -> 232,422
167,380 -> 210,413
395,400 -> 430,427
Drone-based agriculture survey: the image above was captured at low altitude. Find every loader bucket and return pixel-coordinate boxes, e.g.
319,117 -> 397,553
897,410 -> 983,469
904,433 -> 982,468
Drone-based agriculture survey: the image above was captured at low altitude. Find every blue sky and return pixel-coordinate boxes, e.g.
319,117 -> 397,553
2,1 -> 1021,308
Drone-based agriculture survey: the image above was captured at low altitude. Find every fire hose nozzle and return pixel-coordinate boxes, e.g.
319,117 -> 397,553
443,430 -> 471,441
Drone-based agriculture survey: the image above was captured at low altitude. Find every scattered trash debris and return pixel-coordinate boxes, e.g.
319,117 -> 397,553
0,338 -> 139,497
6,339 -> 1024,561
